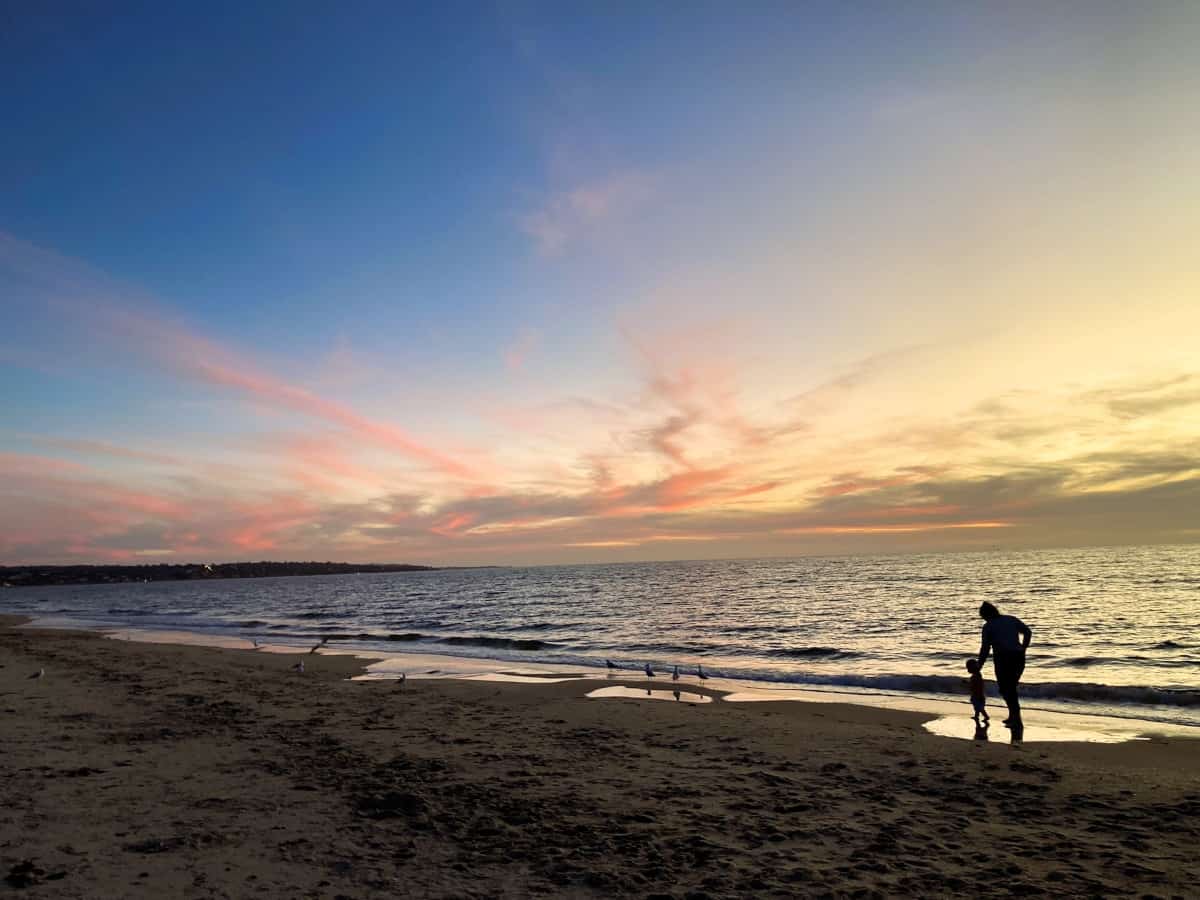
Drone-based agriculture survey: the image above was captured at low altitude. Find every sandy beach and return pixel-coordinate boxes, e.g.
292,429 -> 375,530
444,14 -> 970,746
2,616 -> 1197,899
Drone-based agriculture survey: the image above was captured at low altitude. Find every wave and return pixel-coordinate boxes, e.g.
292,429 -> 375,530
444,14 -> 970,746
201,626 -> 554,651
925,650 -> 977,662
1045,654 -> 1198,670
519,621 -> 583,631
269,630 -> 426,643
746,671 -> 1200,709
768,646 -> 862,660
606,641 -> 730,656
437,636 -> 557,651
1150,640 -> 1189,650
1054,656 -> 1114,667
721,624 -> 812,635
488,621 -> 584,632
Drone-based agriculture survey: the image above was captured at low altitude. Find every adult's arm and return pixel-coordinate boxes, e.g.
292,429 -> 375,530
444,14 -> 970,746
977,624 -> 992,667
1018,618 -> 1032,651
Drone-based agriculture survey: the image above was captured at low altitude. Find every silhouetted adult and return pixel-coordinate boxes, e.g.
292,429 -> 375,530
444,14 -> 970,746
977,601 -> 1032,726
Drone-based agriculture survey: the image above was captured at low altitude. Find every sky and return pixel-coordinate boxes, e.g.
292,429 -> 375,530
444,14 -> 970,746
2,2 -> 1198,566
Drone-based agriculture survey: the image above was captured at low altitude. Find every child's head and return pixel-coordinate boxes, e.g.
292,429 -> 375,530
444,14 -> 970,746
965,658 -> 980,674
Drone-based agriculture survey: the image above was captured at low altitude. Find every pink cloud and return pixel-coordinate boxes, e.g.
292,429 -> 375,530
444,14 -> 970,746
503,329 -> 541,372
2,233 -> 480,482
183,355 -> 476,480
222,495 -> 318,551
429,511 -> 479,537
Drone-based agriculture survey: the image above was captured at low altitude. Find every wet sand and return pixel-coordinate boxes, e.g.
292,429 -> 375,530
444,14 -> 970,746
2,616 -> 1198,898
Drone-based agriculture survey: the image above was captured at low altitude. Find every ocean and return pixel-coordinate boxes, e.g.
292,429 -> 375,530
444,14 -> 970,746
3,545 -> 1198,727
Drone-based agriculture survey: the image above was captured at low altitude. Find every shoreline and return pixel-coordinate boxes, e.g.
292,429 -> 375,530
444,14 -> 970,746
9,610 -> 1200,752
3,616 -> 1199,897
19,613 -> 1200,738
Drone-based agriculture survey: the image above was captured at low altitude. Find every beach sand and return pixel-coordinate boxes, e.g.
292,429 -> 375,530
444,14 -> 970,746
2,616 -> 1197,898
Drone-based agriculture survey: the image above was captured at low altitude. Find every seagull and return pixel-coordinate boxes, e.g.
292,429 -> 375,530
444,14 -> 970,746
291,660 -> 305,673
605,659 -> 619,671
28,668 -> 44,680
672,665 -> 680,681
396,672 -> 407,691
644,663 -> 655,678
309,637 -> 329,655
697,664 -> 709,680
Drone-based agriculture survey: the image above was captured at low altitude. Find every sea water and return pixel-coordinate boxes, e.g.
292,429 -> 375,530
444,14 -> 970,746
3,544 -> 1197,726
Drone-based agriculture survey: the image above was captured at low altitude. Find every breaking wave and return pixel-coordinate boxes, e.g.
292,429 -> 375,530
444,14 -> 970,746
437,635 -> 557,651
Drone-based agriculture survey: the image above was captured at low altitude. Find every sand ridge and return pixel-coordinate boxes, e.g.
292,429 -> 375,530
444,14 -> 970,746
1,616 -> 1198,898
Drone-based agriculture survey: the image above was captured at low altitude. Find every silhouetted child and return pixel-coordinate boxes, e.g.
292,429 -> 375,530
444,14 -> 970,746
966,658 -> 989,725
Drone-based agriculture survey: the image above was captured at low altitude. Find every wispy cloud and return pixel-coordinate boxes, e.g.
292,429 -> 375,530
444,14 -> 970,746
518,170 -> 654,253
503,328 -> 541,371
1082,374 -> 1200,420
1,232 -> 479,482
20,436 -> 183,467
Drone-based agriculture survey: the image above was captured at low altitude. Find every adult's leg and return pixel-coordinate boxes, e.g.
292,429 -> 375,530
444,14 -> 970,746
994,653 -> 1025,723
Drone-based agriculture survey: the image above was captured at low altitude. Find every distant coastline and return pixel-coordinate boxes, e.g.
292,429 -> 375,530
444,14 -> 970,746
0,561 -> 435,587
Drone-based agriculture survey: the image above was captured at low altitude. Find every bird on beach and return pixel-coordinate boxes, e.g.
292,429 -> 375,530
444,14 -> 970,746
697,664 -> 709,680
309,637 -> 329,655
605,659 -> 619,671
672,665 -> 680,681
291,660 -> 305,673
251,638 -> 261,649
644,663 -> 655,678
396,672 -> 407,691
28,668 -> 44,680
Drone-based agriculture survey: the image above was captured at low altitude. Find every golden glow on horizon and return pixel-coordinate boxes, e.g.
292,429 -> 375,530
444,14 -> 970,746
777,523 -> 1016,536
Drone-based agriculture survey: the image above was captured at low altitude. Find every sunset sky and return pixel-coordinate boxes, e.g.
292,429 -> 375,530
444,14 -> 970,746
2,3 -> 1198,565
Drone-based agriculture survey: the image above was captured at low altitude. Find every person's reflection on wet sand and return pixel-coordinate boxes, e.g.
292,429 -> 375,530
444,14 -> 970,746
673,689 -> 681,701
973,720 -> 990,742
